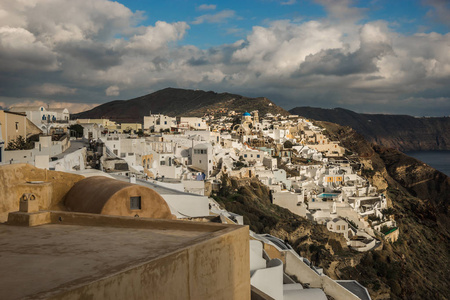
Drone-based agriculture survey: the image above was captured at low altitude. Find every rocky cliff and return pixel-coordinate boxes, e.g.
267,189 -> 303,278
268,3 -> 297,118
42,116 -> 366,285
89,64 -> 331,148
317,121 -> 449,300
216,123 -> 449,299
289,107 -> 450,151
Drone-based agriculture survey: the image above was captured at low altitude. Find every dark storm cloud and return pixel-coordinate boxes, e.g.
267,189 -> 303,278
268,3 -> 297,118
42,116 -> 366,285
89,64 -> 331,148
57,41 -> 123,70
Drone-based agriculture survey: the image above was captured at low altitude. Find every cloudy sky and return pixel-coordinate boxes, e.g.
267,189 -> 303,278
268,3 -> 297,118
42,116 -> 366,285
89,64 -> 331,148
0,0 -> 449,116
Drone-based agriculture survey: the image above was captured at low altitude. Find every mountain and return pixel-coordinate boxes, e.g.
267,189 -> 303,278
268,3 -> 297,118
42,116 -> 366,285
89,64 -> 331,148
289,107 -> 450,151
72,87 -> 289,122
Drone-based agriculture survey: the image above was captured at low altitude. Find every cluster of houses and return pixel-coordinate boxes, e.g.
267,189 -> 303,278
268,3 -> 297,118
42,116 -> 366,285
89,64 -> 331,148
80,110 -> 396,250
1,105 -> 401,300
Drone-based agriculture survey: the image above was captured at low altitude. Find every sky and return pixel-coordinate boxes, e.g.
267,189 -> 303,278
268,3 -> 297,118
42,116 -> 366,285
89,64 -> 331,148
0,0 -> 449,116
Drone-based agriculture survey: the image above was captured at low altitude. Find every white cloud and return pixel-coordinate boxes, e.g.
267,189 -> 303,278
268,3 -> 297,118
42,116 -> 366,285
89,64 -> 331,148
192,10 -> 235,24
281,0 -> 296,5
197,4 -> 216,11
0,26 -> 58,71
30,83 -> 77,95
0,0 -> 449,116
127,21 -> 189,52
105,85 -> 120,96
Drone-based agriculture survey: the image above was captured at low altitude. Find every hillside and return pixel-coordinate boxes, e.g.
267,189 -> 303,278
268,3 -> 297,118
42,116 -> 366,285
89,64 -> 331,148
317,121 -> 450,300
289,107 -> 450,151
72,87 -> 289,123
217,123 -> 449,299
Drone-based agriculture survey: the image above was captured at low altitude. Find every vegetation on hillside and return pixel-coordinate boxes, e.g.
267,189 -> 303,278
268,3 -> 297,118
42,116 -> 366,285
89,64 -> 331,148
215,121 -> 449,299
317,121 -> 450,300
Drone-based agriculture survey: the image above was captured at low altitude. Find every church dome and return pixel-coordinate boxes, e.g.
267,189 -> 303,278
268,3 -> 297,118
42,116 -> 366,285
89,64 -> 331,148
243,112 -> 251,116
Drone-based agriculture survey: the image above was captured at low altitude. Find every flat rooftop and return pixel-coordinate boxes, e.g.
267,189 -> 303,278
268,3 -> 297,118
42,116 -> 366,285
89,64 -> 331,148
0,211 -> 242,300
111,174 -> 205,197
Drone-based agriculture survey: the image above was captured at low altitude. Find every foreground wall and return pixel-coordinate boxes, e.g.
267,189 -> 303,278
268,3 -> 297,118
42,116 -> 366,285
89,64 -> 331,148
0,164 -> 84,222
40,212 -> 251,300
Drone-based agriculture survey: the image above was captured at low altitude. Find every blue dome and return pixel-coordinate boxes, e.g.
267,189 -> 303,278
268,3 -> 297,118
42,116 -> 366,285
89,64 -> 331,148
243,112 -> 251,116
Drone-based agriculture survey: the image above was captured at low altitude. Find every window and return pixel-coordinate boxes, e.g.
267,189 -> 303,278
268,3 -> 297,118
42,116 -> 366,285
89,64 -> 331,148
336,225 -> 340,230
130,196 -> 141,210
160,161 -> 165,165
199,160 -> 202,163
244,154 -> 247,158
15,122 -> 19,131
164,121 -> 167,125
257,155 -> 260,158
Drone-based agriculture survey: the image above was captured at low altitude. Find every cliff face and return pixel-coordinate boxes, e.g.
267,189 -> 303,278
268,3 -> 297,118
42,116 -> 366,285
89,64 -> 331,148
72,87 -> 289,123
218,121 -> 449,299
289,107 -> 450,151
318,121 -> 450,300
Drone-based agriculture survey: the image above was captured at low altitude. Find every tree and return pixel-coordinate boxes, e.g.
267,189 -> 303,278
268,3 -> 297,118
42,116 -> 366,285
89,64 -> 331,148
6,136 -> 34,150
381,207 -> 395,220
283,140 -> 293,149
69,124 -> 83,138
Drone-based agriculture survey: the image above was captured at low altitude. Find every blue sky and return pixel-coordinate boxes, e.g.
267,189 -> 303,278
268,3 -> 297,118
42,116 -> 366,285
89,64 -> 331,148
0,0 -> 449,116
118,0 -> 446,47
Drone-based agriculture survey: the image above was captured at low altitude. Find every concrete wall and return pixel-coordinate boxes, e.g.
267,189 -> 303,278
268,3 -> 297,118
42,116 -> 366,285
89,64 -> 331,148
52,148 -> 86,172
42,212 -> 250,300
3,149 -> 35,164
251,259 -> 283,300
272,192 -> 306,217
322,277 -> 360,300
284,251 -> 322,288
163,194 -> 210,217
0,164 -> 84,222
263,157 -> 277,170
0,111 -> 27,144
284,251 -> 361,300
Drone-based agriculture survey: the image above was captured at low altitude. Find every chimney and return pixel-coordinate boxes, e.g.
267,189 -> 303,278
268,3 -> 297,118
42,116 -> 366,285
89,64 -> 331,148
19,193 -> 39,213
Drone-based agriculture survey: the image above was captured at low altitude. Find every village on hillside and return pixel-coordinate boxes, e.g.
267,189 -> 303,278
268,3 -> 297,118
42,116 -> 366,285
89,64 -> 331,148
0,105 -> 400,300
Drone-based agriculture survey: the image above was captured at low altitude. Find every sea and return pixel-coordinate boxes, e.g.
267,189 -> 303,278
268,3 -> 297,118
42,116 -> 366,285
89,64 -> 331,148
405,151 -> 450,177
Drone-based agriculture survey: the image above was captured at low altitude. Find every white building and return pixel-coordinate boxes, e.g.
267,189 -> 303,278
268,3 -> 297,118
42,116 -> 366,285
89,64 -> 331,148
143,113 -> 176,132
179,117 -> 208,131
9,106 -> 69,129
191,143 -> 214,177
327,218 -> 349,240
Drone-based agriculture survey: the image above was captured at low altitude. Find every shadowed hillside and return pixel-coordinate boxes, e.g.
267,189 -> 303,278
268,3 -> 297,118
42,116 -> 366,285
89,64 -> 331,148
72,87 -> 289,123
317,121 -> 450,300
289,107 -> 450,151
216,122 -> 449,299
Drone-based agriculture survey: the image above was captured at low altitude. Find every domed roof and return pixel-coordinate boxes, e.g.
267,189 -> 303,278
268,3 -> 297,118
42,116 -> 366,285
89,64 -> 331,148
243,112 -> 251,116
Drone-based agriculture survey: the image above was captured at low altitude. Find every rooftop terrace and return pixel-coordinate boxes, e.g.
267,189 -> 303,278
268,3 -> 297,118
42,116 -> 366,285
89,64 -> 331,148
1,211 -> 249,300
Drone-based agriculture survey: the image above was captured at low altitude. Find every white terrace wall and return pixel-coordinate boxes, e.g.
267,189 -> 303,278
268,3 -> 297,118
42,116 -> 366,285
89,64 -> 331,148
284,251 -> 361,300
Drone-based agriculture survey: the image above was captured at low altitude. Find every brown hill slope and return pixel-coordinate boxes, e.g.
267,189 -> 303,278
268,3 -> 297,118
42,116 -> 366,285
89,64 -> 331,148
217,121 -> 449,299
72,87 -> 289,123
289,107 -> 450,151
318,121 -> 449,300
